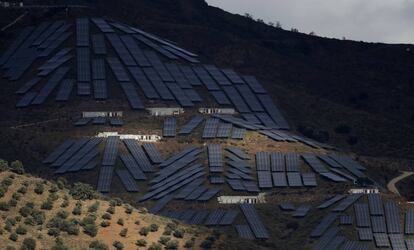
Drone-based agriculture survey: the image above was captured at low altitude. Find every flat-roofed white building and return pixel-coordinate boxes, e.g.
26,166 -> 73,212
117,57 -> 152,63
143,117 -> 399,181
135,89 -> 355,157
97,132 -> 161,142
82,111 -> 123,118
217,193 -> 266,204
146,107 -> 184,116
199,107 -> 236,115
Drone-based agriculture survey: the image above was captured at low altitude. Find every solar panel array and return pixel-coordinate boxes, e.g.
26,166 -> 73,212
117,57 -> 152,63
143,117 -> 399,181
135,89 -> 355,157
76,18 -> 89,47
163,117 -> 177,137
102,136 -> 119,166
123,139 -> 154,172
239,204 -> 269,239
116,169 -> 139,192
97,165 -> 114,193
202,118 -> 219,139
178,116 -> 204,134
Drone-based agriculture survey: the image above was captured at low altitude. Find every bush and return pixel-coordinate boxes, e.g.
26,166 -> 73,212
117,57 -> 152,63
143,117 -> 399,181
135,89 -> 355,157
124,206 -> 133,214
8,198 -> 17,207
51,237 -> 68,250
134,220 -> 140,225
158,236 -> 170,245
72,202 -> 82,215
0,201 -> 10,211
2,177 -> 13,187
24,218 -> 35,226
88,202 -> 100,213
9,232 -> 18,241
12,192 -> 21,200
200,239 -> 213,249
41,199 -> 53,210
148,243 -> 162,250
149,223 -> 159,232
9,160 -> 24,174
173,228 -> 184,238
80,215 -> 96,226
139,226 -> 150,236
89,240 -> 109,250
6,218 -> 16,226
165,240 -> 179,250
48,228 -> 60,237
20,237 -> 36,250
49,185 -> 58,193
6,246 -> 16,250
112,241 -> 124,250
69,183 -> 97,200
34,183 -> 44,195
163,227 -> 172,235
17,186 -> 27,194
184,239 -> 195,248
101,213 -> 111,220
15,225 -> 27,235
0,159 -> 9,171
100,220 -> 110,227
106,206 -> 115,214
83,223 -> 98,237
60,200 -> 69,208
119,228 -> 127,237
19,205 -> 32,217
110,198 -> 122,206
117,218 -> 124,226
136,239 -> 147,247
31,210 -> 45,225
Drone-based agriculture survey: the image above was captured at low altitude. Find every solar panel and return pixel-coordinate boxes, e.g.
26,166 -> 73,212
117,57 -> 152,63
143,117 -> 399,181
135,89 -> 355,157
123,139 -> 154,172
203,65 -> 231,85
255,152 -> 270,171
174,178 -> 204,199
310,213 -> 338,237
0,26 -> 34,66
313,227 -> 339,250
43,140 -> 75,164
279,203 -> 295,211
92,58 -> 105,80
203,118 -> 219,139
272,172 -> 288,187
165,63 -> 192,89
332,194 -> 363,212
142,50 -> 174,81
179,65 -> 202,86
55,79 -> 74,101
285,153 -> 300,172
340,215 -> 353,225
406,210 -> 414,234
270,152 -> 285,172
243,181 -> 260,193
32,67 -> 70,105
235,225 -> 255,240
292,205 -> 311,217
205,209 -> 226,226
70,149 -> 99,172
77,82 -> 91,96
317,195 -> 346,209
120,154 -> 146,180
216,122 -> 232,138
178,210 -> 196,223
163,117 -> 177,137
127,66 -> 159,99
226,147 -> 249,160
221,68 -> 244,84
366,194 -> 384,216
341,240 -> 369,250
91,18 -> 114,33
116,169 -> 139,192
222,86 -> 251,113
302,173 -> 317,187
110,118 -> 124,126
166,82 -> 194,107
354,203 -> 371,228
142,67 -> 174,100
119,81 -> 145,110
92,80 -> 107,100
135,35 -> 178,61
210,176 -> 225,184
257,171 -> 272,189
406,239 -> 414,250
91,34 -> 106,55
51,138 -> 89,167
257,94 -> 290,129
373,233 -> 390,248
302,154 -> 329,173
371,216 -> 387,233
148,195 -> 173,214
120,35 -> 151,67
16,92 -> 37,108
389,235 -> 407,250
236,84 -> 264,112
329,168 -> 357,182
15,77 -> 41,95
385,201 -> 402,234
219,210 -> 239,225
208,144 -> 223,169
239,204 -> 269,239
77,47 -> 90,82
197,188 -> 221,201
76,18 -> 89,47
106,57 -> 130,82
97,165 -> 114,193
159,146 -> 199,167
178,116 -> 204,134
192,66 -> 220,90
102,136 -> 119,166
231,127 -> 246,139
320,172 -> 347,182
241,75 -> 266,93
287,172 -> 303,187
318,154 -> 343,168
190,210 -> 209,225
142,143 -> 163,164
328,154 -> 366,178
184,89 -> 202,102
106,33 -> 136,66
227,179 -> 245,191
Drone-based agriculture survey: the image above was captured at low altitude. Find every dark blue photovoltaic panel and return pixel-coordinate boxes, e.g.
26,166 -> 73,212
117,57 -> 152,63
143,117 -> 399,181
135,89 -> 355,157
166,82 -> 194,107
368,193 -> 384,216
91,18 -> 114,33
302,154 -> 329,173
371,216 -> 387,233
287,172 -> 303,187
162,45 -> 199,63
179,65 -> 202,86
165,63 -> 192,89
406,210 -> 414,234
221,68 -> 244,84
116,169 -> 139,192
142,50 -> 174,81
184,89 -> 202,102
332,194 -> 363,212
185,186 -> 208,200
123,139 -> 154,172
119,81 -> 144,110
192,66 -> 220,90
272,172 -> 287,187
285,153 -> 300,172
310,213 -> 338,237
257,171 -> 272,189
106,57 -> 130,82
208,144 -> 223,168
235,225 -> 255,240
340,215 -> 353,225
204,65 -> 231,85
43,140 -> 75,164
0,26 -> 34,66
76,18 -> 89,47
205,209 -> 226,226
236,84 -> 264,112
16,92 -> 37,108
77,47 -> 90,82
373,233 -> 390,248
142,143 -> 163,164
93,80 -> 107,100
302,173 -> 317,187
203,118 -> 219,139
15,77 -> 42,95
292,205 -> 312,217
256,152 -> 270,171
222,86 -> 250,113
257,94 -> 290,130
106,33 -> 136,66
179,116 -> 204,134
120,153 -> 146,180
384,201 -> 401,234
55,79 -> 74,101
102,136 -> 119,166
128,66 -> 159,99
143,67 -> 174,100
77,82 -> 91,96
210,90 -> 231,105
255,112 -> 278,128
242,75 -> 267,94
92,58 -> 105,80
231,127 -> 245,139
317,195 -> 346,209
216,122 -> 232,138
354,203 -> 371,227
135,35 -> 178,61
271,152 -> 285,172
97,165 -> 114,193
163,117 -> 177,137
120,35 -> 151,67
240,204 -> 269,239
32,67 -> 70,105
91,34 -> 106,55
313,227 -> 339,250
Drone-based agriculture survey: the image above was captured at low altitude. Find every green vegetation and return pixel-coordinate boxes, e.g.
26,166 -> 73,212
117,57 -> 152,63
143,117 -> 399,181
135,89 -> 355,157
149,223 -> 159,232
69,182 -> 97,200
173,228 -> 184,238
51,237 -> 69,250
159,236 -> 171,245
117,218 -> 124,226
100,220 -> 110,227
101,213 -> 111,220
136,239 -> 147,247
139,226 -> 150,236
88,202 -> 100,213
72,201 -> 82,215
15,225 -> 27,235
89,240 -> 109,250
148,243 -> 162,250
119,228 -> 127,237
34,182 -> 44,195
20,237 -> 36,250
112,241 -> 124,250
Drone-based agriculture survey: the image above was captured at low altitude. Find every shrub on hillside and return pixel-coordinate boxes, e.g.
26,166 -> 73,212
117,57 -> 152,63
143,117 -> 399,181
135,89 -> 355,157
34,183 -> 44,195
0,159 -> 9,171
89,240 -> 109,250
101,213 -> 111,220
69,183 -> 97,200
83,223 -> 98,237
88,202 -> 100,213
0,201 -> 10,211
173,228 -> 184,238
158,236 -> 170,245
106,206 -> 115,214
17,186 -> 27,194
60,200 -> 69,208
72,202 -> 82,215
9,232 -> 18,241
165,240 -> 179,250
20,237 -> 36,250
136,239 -> 147,247
9,160 -> 24,174
15,225 -> 27,235
57,211 -> 69,219
124,205 -> 133,214
47,228 -> 60,237
148,243 -> 162,250
112,241 -> 124,250
149,223 -> 159,232
117,218 -> 124,226
51,237 -> 68,250
119,228 -> 128,237
8,198 -> 18,207
184,239 -> 195,248
41,199 -> 54,210
100,220 -> 110,227
139,226 -> 150,236
200,239 -> 213,249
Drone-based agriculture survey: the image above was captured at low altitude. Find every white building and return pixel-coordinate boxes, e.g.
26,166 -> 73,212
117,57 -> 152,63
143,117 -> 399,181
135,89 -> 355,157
199,108 -> 236,115
146,107 -> 184,116
82,111 -> 123,118
217,194 -> 266,204
349,188 -> 379,194
0,1 -> 23,7
97,132 -> 161,142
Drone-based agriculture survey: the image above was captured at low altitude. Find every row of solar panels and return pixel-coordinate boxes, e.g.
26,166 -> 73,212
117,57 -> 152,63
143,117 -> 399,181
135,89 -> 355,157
158,209 -> 238,226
